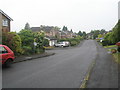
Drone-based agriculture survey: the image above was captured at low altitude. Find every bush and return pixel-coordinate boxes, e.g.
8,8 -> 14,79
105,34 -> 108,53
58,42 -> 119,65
70,41 -> 78,46
2,32 -> 22,55
18,29 -> 34,47
22,46 -> 33,55
43,39 -> 49,46
58,36 -> 81,46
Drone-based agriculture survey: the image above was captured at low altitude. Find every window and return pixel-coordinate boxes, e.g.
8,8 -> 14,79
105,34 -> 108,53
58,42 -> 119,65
2,19 -> 8,26
0,46 -> 8,54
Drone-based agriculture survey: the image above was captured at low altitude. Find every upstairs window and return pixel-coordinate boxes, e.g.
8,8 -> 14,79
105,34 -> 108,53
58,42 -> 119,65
2,19 -> 8,26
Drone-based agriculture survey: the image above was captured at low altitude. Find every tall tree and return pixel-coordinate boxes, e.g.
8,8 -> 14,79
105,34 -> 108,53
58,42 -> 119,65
62,26 -> 68,31
78,31 -> 83,36
24,22 -> 30,30
70,29 -> 73,33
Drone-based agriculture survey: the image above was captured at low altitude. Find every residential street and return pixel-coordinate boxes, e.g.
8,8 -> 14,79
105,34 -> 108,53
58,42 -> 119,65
2,40 -> 118,88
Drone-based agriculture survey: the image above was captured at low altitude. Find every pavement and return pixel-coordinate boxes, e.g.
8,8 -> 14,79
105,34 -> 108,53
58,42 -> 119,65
86,41 -> 119,88
14,52 -> 55,63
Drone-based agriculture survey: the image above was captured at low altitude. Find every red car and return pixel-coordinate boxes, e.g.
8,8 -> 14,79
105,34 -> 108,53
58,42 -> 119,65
0,45 -> 15,66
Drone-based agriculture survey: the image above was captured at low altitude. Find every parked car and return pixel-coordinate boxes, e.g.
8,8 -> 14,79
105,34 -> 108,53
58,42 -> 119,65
0,45 -> 15,66
54,41 -> 70,47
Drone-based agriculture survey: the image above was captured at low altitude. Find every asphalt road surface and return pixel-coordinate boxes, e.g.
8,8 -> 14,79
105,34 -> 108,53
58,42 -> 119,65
2,40 -> 99,88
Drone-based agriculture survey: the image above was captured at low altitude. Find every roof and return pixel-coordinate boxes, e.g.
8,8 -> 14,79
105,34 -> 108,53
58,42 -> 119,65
31,27 -> 41,32
0,9 -> 13,21
31,26 -> 54,33
40,26 -> 54,33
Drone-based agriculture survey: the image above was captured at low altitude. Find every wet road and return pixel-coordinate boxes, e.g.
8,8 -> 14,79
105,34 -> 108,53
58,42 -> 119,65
3,40 -> 97,88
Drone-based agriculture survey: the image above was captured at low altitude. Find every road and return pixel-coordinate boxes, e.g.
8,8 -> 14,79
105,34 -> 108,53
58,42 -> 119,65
2,40 -> 98,88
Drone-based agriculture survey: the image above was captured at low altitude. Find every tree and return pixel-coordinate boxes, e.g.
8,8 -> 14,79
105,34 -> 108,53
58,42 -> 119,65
100,29 -> 106,34
70,29 -> 73,33
78,31 -> 83,36
33,32 -> 45,53
18,29 -> 34,46
98,34 -> 103,39
43,39 -> 49,47
62,26 -> 68,31
82,31 -> 87,39
24,22 -> 30,30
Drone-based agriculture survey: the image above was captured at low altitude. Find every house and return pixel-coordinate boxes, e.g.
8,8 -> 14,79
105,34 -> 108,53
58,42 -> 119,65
31,25 -> 76,40
0,9 -> 13,32
45,36 -> 57,46
31,26 -> 60,46
31,25 -> 60,38
60,30 -> 76,39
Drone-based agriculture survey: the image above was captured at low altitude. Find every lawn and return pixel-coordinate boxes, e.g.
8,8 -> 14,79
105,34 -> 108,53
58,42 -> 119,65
103,45 -> 120,64
113,52 -> 120,64
104,45 -> 117,48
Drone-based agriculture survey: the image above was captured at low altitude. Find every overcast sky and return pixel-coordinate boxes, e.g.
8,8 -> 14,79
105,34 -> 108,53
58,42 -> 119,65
1,0 -> 120,33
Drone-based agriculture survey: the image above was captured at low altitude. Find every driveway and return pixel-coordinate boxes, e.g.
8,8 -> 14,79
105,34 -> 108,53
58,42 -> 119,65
2,40 -> 98,88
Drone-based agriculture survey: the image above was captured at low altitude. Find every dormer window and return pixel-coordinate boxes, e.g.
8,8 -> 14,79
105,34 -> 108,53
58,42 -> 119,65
2,19 -> 8,26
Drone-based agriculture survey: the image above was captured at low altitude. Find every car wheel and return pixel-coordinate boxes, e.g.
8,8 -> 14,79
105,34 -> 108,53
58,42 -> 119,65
61,45 -> 64,47
4,59 -> 13,67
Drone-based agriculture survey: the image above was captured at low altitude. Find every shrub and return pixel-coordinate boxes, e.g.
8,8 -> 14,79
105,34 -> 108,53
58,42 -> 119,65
2,32 -> 22,55
70,41 -> 78,46
43,39 -> 49,47
18,29 -> 34,47
22,46 -> 33,55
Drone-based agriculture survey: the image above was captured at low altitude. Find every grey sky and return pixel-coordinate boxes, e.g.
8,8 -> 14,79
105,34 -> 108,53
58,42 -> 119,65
1,0 -> 119,33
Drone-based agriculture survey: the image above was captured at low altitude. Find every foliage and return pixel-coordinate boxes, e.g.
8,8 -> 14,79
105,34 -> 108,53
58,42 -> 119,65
78,31 -> 87,39
18,29 -> 45,55
102,20 -> 120,46
22,46 -> 33,55
98,34 -> 103,39
113,52 -> 120,64
24,22 -> 30,30
33,32 -> 45,53
109,20 -> 120,43
58,36 -> 82,46
2,32 -> 22,55
88,29 -> 106,39
62,26 -> 68,31
43,39 -> 49,46
18,29 -> 34,47
70,41 -> 78,46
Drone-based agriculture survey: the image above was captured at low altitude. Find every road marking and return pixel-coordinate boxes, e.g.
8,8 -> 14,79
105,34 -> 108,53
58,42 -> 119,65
80,42 -> 98,88
80,60 -> 96,88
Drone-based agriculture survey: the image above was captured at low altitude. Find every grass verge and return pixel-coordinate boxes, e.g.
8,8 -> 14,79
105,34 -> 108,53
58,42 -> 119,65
104,45 -> 117,48
113,52 -> 120,64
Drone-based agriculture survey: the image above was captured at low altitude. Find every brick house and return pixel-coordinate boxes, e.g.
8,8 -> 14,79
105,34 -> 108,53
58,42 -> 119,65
31,26 -> 60,38
0,9 -> 13,32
